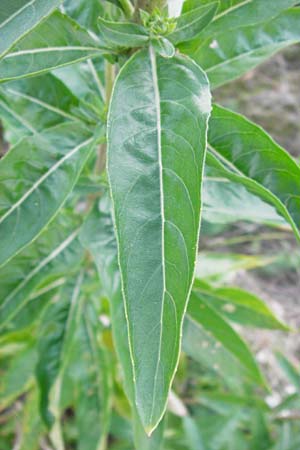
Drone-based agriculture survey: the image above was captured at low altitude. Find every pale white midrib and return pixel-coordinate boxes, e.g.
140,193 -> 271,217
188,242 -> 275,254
149,45 -> 166,426
87,59 -> 105,101
0,0 -> 36,30
0,137 -> 93,225
1,229 -> 80,312
5,46 -> 100,58
213,0 -> 252,20
5,87 -> 79,121
0,99 -> 37,133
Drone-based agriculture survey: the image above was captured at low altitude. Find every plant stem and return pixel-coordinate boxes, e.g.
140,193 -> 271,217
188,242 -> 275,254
134,0 -> 167,17
95,61 -> 115,175
119,0 -> 135,18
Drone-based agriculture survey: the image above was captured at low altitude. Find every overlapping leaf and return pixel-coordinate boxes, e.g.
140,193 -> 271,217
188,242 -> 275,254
0,74 -> 81,142
0,11 -> 106,82
193,280 -> 289,330
0,212 -> 83,330
0,122 -> 95,266
187,8 -> 300,88
107,47 -> 211,432
207,105 -> 300,241
0,0 -> 62,58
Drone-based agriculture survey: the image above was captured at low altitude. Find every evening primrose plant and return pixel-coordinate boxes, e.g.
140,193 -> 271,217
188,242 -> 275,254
0,0 -> 300,449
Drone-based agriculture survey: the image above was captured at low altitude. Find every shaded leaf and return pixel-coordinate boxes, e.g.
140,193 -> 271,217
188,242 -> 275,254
36,272 -> 84,427
0,121 -> 95,266
0,212 -> 83,330
193,279 -> 289,330
187,291 -> 266,386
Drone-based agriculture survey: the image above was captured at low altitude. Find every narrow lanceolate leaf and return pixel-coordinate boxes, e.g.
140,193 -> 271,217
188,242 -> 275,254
187,8 -> 300,88
187,0 -> 299,39
0,0 -> 62,58
193,280 -> 289,330
80,194 -> 165,448
0,11 -> 106,82
203,165 -> 287,227
0,122 -> 95,267
98,17 -> 149,48
168,2 -> 218,44
36,272 -> 84,427
73,300 -> 112,450
208,105 -> 300,241
107,48 -> 211,432
186,291 -> 266,386
0,213 -> 83,330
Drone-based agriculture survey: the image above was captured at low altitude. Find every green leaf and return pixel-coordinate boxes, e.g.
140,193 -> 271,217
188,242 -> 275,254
208,105 -> 300,241
189,8 -> 300,88
188,0 -> 299,39
276,352 -> 300,391
151,37 -> 175,58
107,47 -> 211,432
98,17 -> 149,48
19,387 -> 44,450
36,272 -> 84,427
187,291 -> 266,386
0,213 -> 83,330
196,252 -> 271,283
80,194 -> 165,447
0,122 -> 95,267
0,11 -> 106,83
0,74 -> 81,142
68,298 -> 112,450
0,342 -> 37,409
193,279 -> 289,330
169,2 -> 218,44
203,166 -> 287,227
0,0 -> 62,59
63,0 -> 105,33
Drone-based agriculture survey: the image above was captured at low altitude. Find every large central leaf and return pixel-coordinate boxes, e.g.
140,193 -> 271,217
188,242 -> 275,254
107,47 -> 211,433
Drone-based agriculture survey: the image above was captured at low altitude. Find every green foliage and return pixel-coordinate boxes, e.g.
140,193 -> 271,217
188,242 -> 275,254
0,0 -> 300,448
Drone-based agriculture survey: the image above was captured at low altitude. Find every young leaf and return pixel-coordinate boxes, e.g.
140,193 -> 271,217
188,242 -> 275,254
193,280 -> 289,330
188,8 -> 300,88
98,17 -> 149,48
187,291 -> 266,386
0,213 -> 83,330
151,37 -> 175,58
107,47 -> 211,433
208,105 -> 300,240
0,11 -> 106,82
0,122 -> 96,267
36,272 -> 84,427
168,2 -> 218,44
0,0 -> 62,58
